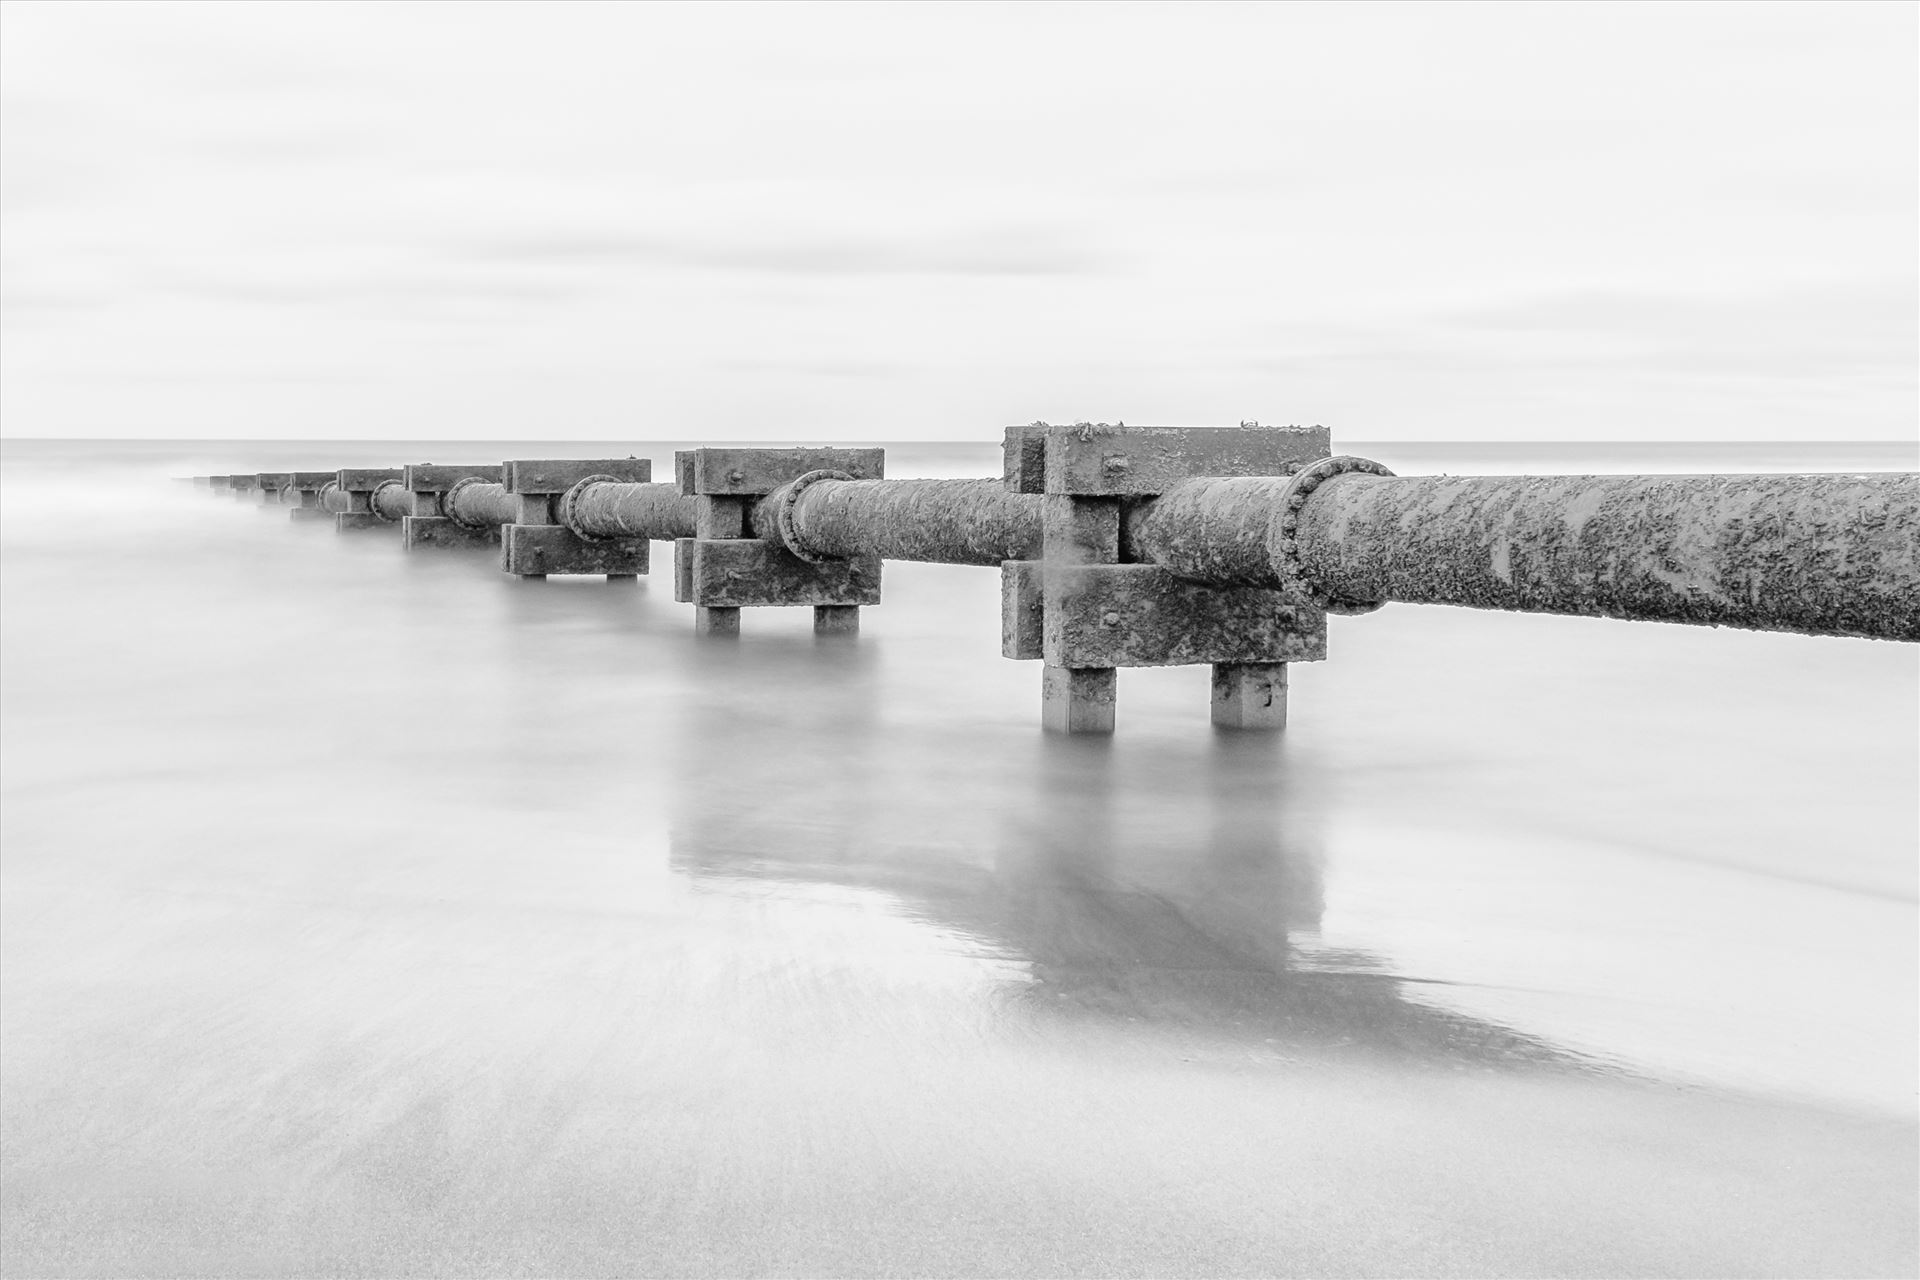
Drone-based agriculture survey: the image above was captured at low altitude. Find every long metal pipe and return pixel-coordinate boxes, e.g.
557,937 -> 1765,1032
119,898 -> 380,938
544,466 -> 1918,641
753,478 -> 1042,566
563,482 -> 700,541
1289,470 -> 1919,641
444,481 -> 521,531
371,481 -> 412,522
318,482 -> 350,514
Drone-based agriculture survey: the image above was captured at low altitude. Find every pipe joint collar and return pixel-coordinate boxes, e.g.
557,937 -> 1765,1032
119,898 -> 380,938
773,469 -> 855,563
557,475 -> 625,542
1268,455 -> 1396,614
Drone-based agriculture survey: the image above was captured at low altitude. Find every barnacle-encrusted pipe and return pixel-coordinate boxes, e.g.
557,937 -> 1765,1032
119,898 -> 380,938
1122,476 -> 1294,587
1287,470 -> 1920,641
560,482 -> 701,541
753,478 -> 1044,566
443,480 -> 521,531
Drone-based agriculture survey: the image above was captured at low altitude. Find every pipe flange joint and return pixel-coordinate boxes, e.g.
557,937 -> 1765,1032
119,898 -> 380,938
369,478 -> 408,522
440,475 -> 494,530
1269,454 -> 1396,615
315,479 -> 342,512
558,475 -> 625,542
774,469 -> 856,564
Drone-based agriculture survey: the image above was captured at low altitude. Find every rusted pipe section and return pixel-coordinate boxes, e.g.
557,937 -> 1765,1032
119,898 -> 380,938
753,477 -> 1043,566
1123,476 -> 1292,586
562,482 -> 700,541
370,480 -> 412,522
318,481 -> 350,514
1288,469 -> 1920,641
443,480 -> 520,531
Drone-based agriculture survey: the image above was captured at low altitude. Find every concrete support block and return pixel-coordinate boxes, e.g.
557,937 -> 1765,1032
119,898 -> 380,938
694,606 -> 741,637
814,605 -> 860,635
1001,561 -> 1043,659
695,496 -> 750,540
498,457 -> 652,578
503,524 -> 650,577
1042,564 -> 1326,668
1004,422 -> 1328,496
402,464 -> 507,551
672,446 -> 888,635
1210,662 -> 1288,730
1002,422 -> 1334,731
675,447 -> 884,495
672,538 -> 880,608
1041,665 -> 1116,734
1043,495 -> 1120,563
334,512 -> 385,532
403,515 -> 498,550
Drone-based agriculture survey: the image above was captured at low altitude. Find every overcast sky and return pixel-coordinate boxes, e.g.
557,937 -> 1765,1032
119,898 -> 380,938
2,1 -> 1913,442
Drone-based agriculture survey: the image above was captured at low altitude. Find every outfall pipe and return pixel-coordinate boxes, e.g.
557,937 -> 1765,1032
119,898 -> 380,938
370,480 -> 412,522
443,480 -> 522,531
318,481 -> 351,514
753,477 -> 1043,565
560,482 -> 700,541
1285,468 -> 1920,641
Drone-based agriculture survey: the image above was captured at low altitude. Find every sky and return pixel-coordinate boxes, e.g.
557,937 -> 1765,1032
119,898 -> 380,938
1,0 -> 1914,442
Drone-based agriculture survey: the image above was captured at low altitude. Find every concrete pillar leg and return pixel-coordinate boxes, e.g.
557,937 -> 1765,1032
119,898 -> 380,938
608,574 -> 639,582
814,605 -> 859,635
1211,662 -> 1288,730
695,606 -> 740,637
1042,665 -> 1116,734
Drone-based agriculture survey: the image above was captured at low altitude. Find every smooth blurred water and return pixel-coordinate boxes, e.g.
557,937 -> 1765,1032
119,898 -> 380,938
2,439 -> 1916,1277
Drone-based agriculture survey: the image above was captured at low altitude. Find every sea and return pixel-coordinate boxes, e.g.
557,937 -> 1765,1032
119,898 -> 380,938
2,438 -> 1916,1277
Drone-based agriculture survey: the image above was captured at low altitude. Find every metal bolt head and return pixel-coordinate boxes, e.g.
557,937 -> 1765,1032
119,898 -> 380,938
1101,611 -> 1120,626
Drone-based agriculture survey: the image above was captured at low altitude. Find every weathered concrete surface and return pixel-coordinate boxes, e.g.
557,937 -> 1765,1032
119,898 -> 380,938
502,524 -> 649,577
405,463 -> 503,494
1042,564 -> 1327,668
444,481 -> 520,532
566,482 -> 700,542
676,447 -> 884,496
402,515 -> 498,550
1293,472 -> 1920,641
674,538 -> 881,608
1002,561 -> 1045,659
758,478 -> 1042,566
1004,423 -> 1328,496
502,458 -> 650,495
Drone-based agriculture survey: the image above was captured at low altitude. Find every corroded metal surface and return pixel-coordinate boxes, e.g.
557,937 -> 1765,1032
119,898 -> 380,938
318,482 -> 349,514
757,478 -> 1043,566
565,482 -> 700,542
1291,471 -> 1920,641
444,481 -> 520,532
1123,477 -> 1292,586
370,481 -> 411,522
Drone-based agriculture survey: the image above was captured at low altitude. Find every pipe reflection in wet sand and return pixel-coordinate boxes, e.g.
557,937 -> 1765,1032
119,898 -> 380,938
669,663 -> 1576,1072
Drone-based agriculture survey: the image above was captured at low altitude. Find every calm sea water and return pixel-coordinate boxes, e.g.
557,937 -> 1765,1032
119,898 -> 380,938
3,439 -> 1916,1277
